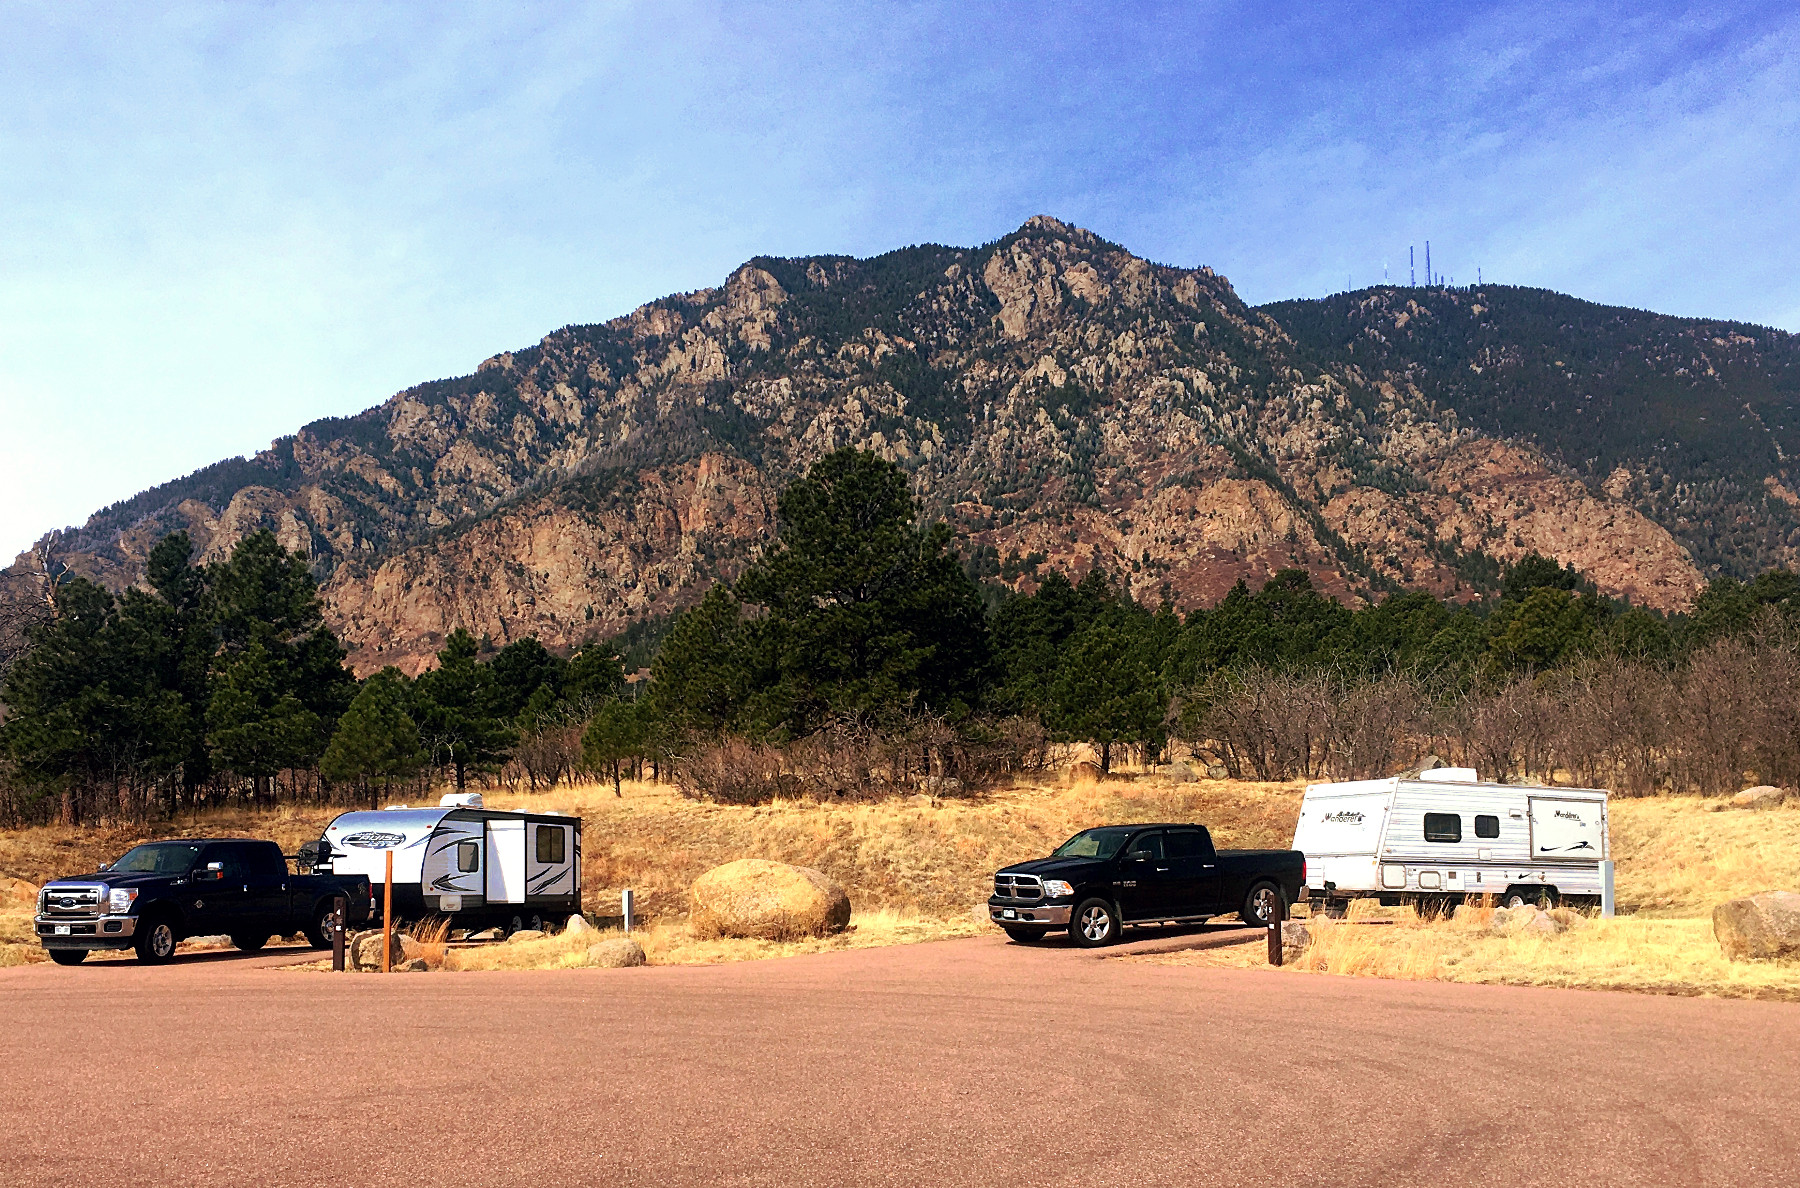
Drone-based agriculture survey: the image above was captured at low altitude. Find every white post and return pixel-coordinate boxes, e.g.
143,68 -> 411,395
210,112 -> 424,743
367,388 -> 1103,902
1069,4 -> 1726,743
621,888 -> 634,934
1600,860 -> 1615,918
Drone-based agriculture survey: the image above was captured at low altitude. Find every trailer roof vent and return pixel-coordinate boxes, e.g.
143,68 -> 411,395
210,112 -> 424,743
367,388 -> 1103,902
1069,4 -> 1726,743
440,792 -> 484,808
1419,767 -> 1479,784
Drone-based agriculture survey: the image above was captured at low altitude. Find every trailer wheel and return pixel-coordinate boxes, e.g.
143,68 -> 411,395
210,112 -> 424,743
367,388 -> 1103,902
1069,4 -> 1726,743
527,913 -> 545,933
1002,925 -> 1048,943
1240,881 -> 1284,927
1069,898 -> 1119,947
49,949 -> 88,965
1501,890 -> 1529,909
507,914 -> 525,936
231,934 -> 269,952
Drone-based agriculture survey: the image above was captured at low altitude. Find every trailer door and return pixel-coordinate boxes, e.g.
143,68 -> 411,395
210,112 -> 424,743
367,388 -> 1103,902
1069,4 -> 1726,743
1528,798 -> 1606,860
525,821 -> 574,899
485,819 -> 527,904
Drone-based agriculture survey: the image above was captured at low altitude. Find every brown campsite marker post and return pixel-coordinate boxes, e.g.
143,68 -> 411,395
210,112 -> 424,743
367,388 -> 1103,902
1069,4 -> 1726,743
1266,892 -> 1286,967
331,895 -> 346,972
381,850 -> 394,974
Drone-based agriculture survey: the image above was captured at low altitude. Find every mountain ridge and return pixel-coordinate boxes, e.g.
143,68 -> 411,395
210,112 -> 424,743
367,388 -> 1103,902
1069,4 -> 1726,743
10,215 -> 1790,673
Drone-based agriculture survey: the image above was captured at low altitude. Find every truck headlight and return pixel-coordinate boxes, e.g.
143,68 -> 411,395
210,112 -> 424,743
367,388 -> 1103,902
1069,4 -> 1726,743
107,887 -> 138,914
1042,879 -> 1074,899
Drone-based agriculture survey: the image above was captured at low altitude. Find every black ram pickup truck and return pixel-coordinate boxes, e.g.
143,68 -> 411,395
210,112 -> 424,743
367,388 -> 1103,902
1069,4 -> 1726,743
35,838 -> 372,965
988,823 -> 1305,946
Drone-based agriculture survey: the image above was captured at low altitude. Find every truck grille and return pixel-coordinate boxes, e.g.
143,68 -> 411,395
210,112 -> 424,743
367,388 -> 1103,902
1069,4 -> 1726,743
993,874 -> 1043,901
41,885 -> 103,917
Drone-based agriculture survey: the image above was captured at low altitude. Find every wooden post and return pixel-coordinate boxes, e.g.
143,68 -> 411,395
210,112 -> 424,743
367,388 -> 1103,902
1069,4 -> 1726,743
621,888 -> 634,934
382,849 -> 394,974
331,895 -> 346,972
1266,890 -> 1286,966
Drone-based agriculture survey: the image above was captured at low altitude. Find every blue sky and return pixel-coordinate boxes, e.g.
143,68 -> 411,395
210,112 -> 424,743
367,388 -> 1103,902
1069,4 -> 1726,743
3,1 -> 1797,561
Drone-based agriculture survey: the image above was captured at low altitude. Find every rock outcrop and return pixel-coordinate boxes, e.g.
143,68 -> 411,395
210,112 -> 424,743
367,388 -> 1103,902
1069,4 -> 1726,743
1731,786 -> 1789,809
688,859 -> 852,940
1713,891 -> 1800,960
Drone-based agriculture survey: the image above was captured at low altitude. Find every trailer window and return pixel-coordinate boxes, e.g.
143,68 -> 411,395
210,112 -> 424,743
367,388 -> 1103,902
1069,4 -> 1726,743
1424,813 -> 1462,843
457,841 -> 479,873
1474,815 -> 1500,839
535,826 -> 565,863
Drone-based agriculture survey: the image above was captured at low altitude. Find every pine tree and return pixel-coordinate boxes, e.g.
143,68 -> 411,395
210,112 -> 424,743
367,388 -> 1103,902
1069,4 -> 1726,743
321,669 -> 425,808
582,698 -> 646,796
413,628 -> 514,790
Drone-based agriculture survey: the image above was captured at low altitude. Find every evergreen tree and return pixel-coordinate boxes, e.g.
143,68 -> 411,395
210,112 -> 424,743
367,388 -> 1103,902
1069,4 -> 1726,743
733,448 -> 989,737
321,668 -> 425,807
582,698 -> 647,796
413,628 -> 514,790
645,585 -> 749,735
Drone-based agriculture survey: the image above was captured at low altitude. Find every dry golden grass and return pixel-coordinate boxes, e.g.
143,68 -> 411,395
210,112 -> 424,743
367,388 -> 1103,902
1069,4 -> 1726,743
5,777 -> 1798,991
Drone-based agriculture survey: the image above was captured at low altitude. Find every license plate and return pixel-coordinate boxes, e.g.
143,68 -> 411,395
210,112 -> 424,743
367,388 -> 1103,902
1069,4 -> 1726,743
54,925 -> 70,935
1001,909 -> 1017,920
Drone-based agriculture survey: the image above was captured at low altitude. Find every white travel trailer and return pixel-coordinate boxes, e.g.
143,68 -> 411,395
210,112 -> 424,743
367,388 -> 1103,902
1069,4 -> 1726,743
1292,768 -> 1611,915
318,794 -> 581,931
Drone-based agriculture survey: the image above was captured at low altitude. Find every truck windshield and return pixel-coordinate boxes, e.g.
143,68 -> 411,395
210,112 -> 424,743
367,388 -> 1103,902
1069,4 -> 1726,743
110,843 -> 203,874
1051,828 -> 1134,860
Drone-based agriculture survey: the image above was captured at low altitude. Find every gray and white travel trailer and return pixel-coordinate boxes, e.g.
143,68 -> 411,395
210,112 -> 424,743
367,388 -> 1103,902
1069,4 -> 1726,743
319,794 -> 580,931
1292,768 -> 1611,914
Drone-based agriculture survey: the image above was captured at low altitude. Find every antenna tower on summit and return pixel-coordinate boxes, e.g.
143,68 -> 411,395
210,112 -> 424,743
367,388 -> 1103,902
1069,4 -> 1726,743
1425,241 -> 1432,287
1409,246 -> 1415,286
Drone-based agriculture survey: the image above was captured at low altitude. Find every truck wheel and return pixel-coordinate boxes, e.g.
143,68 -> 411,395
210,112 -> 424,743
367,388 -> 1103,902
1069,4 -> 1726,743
49,949 -> 88,965
135,917 -> 178,964
1240,882 -> 1284,927
231,934 -> 269,952
1070,898 -> 1119,947
1002,925 -> 1048,943
305,902 -> 339,949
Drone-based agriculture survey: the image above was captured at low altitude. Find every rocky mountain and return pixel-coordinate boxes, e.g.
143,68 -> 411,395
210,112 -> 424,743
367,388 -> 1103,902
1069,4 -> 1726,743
9,216 -> 1791,675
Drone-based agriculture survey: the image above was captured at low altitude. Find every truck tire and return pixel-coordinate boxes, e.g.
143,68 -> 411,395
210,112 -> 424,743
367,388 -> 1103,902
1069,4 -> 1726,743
305,901 -> 339,949
231,934 -> 269,952
1070,898 -> 1120,947
1002,925 -> 1048,943
135,916 -> 178,964
1240,881 -> 1284,927
49,949 -> 88,965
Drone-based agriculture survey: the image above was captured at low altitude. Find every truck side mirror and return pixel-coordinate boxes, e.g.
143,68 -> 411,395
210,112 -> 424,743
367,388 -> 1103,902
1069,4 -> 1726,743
195,862 -> 224,882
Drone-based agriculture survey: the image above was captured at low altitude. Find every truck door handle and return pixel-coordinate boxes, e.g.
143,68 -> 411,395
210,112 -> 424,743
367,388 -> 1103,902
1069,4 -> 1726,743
1203,864 -> 1215,869
1155,866 -> 1170,872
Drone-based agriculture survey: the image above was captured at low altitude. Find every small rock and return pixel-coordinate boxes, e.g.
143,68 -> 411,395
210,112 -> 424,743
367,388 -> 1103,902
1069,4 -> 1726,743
1204,763 -> 1228,780
399,957 -> 429,972
184,934 -> 232,949
1490,907 -> 1562,936
586,937 -> 647,968
1713,890 -> 1800,960
1279,919 -> 1310,962
563,914 -> 596,938
1731,785 -> 1789,809
505,928 -> 547,944
910,793 -> 934,806
1159,762 -> 1195,784
467,928 -> 503,941
1065,760 -> 1103,785
918,776 -> 962,796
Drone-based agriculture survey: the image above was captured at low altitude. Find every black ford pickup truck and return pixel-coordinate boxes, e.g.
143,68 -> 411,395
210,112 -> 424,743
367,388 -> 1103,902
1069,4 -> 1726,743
35,837 -> 373,965
988,823 -> 1305,946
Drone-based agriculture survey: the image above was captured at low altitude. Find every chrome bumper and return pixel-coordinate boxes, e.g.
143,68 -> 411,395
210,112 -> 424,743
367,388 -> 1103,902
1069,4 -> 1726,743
989,903 -> 1072,927
36,915 -> 137,948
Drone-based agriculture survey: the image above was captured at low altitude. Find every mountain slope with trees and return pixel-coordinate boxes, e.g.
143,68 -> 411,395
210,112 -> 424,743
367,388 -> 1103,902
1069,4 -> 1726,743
9,218 -> 1794,674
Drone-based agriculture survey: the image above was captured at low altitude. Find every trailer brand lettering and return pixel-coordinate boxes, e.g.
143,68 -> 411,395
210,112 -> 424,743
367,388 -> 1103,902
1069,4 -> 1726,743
1554,810 -> 1583,821
342,831 -> 406,849
1323,811 -> 1365,824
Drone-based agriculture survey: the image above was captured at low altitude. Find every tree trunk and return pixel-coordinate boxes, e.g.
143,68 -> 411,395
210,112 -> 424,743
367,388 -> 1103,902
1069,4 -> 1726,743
454,760 -> 466,792
613,762 -> 622,797
1100,740 -> 1112,774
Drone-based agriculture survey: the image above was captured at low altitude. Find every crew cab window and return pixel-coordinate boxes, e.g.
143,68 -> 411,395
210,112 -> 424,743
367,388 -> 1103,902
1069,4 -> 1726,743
111,843 -> 202,874
535,826 -> 565,863
457,841 -> 480,872
1474,815 -> 1500,839
1424,813 -> 1462,843
1164,830 -> 1208,859
1125,833 -> 1163,860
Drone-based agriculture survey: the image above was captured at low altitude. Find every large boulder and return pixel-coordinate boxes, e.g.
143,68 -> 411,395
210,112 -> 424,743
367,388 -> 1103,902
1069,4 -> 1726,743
349,929 -> 405,971
586,937 -> 648,968
1158,762 -> 1195,784
1713,891 -> 1800,960
689,859 -> 852,940
1065,761 -> 1103,785
1732,786 -> 1789,809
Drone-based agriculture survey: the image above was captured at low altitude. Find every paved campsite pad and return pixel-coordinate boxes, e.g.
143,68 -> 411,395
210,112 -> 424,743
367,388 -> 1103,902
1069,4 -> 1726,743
4,934 -> 1798,1187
